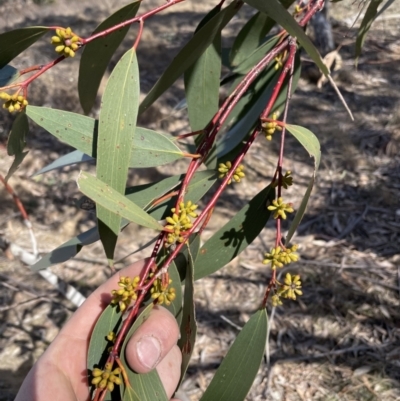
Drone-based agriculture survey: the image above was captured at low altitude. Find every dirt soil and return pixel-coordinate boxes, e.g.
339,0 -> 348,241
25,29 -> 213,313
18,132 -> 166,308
1,1 -> 400,400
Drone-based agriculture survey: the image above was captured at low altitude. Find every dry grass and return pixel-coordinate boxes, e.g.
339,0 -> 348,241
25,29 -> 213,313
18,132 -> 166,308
1,1 -> 400,400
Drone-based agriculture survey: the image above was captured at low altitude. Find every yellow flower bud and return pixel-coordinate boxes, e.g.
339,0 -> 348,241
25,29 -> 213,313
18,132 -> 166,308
98,379 -> 108,389
92,368 -> 103,377
91,376 -> 102,385
0,92 -> 10,100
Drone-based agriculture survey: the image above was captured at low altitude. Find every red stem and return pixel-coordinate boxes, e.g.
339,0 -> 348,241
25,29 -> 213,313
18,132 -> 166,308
0,174 -> 29,221
82,0 -> 185,45
133,18 -> 144,50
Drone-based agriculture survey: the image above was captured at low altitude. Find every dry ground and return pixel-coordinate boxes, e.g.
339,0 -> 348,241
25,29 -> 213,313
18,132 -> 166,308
0,1 -> 399,400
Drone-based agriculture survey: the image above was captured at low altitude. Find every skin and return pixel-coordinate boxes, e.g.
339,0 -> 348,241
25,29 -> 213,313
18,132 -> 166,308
15,259 -> 182,401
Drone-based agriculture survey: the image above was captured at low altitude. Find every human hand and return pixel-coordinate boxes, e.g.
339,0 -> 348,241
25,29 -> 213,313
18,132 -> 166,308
15,259 -> 182,401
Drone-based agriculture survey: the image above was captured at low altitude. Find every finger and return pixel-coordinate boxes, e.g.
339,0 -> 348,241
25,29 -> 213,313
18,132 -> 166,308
125,305 -> 180,374
156,345 -> 182,399
60,259 -> 147,341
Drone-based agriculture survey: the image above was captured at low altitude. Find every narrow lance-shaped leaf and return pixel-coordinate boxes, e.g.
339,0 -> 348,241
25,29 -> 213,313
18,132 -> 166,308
0,26 -> 49,69
119,304 -> 169,401
87,304 -> 123,401
87,304 -> 122,370
177,236 -> 199,386
285,124 -> 321,243
200,310 -> 267,401
26,106 -> 185,169
355,0 -> 384,66
244,0 -> 329,75
32,150 -> 94,177
194,185 -> 275,281
78,1 -> 141,114
77,171 -> 164,231
184,4 -> 222,131
5,111 -> 29,181
139,0 -> 241,114
229,12 -> 270,67
96,48 -> 140,263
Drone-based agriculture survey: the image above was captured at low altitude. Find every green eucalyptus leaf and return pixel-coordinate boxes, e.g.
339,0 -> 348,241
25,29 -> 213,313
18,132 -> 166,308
184,5 -> 222,131
25,106 -> 97,155
77,172 -> 164,231
95,48 -> 140,263
177,236 -> 199,386
0,26 -> 48,69
139,0 -> 241,114
31,226 -> 98,272
245,0 -> 329,75
230,11 -> 270,67
120,304 -> 169,401
285,124 -> 321,243
79,1 -> 141,114
32,150 -> 94,177
200,309 -> 267,401
87,304 -> 122,373
194,185 -> 275,281
0,65 -> 19,86
26,106 -> 185,168
355,0 -> 384,66
5,111 -> 29,181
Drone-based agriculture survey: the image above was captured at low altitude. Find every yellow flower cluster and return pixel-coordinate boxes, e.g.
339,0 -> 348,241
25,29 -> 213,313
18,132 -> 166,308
262,246 -> 284,269
263,244 -> 299,270
262,112 -> 282,140
0,92 -> 28,113
110,276 -> 140,312
281,273 -> 302,300
165,201 -> 198,246
91,362 -> 121,392
51,27 -> 81,57
272,273 -> 303,306
268,197 -> 294,219
218,161 -> 245,184
150,277 -> 176,306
